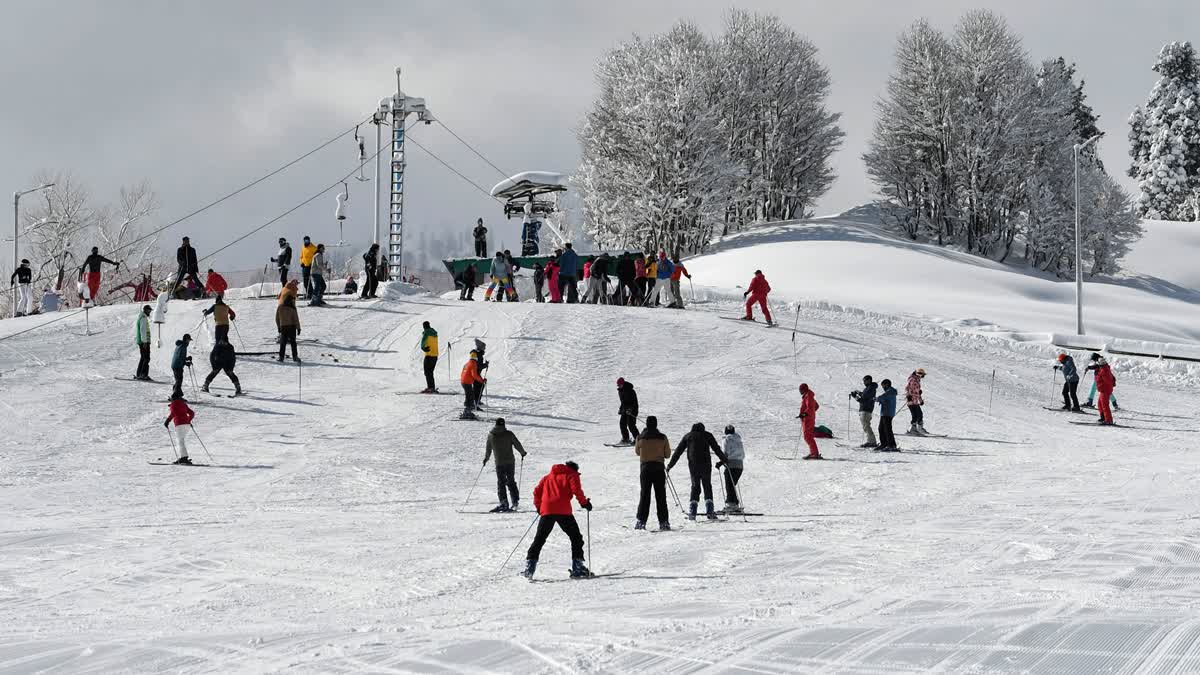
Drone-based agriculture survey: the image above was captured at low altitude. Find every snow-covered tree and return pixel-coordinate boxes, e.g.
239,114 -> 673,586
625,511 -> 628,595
1128,41 -> 1200,221
576,12 -> 841,253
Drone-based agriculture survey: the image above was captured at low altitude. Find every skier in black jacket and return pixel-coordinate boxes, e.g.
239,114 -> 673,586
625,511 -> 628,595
850,375 -> 879,448
173,237 -> 200,295
667,422 -> 728,520
616,377 -> 639,444
362,244 -> 379,298
615,253 -> 637,305
201,339 -> 241,395
271,238 -> 292,286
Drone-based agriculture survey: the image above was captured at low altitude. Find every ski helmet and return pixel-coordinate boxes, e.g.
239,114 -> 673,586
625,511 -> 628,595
724,424 -> 735,435
495,418 -> 505,427
1057,353 -> 1068,362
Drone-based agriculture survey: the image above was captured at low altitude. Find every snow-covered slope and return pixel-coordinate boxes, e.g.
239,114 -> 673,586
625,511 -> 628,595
687,211 -> 1200,345
1123,218 -> 1200,292
2,279 -> 1200,672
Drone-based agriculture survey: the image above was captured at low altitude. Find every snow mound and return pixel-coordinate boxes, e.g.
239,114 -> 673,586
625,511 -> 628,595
686,213 -> 1200,345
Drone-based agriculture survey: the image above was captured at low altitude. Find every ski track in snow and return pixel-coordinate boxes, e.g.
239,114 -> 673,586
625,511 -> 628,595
1,286 -> 1199,673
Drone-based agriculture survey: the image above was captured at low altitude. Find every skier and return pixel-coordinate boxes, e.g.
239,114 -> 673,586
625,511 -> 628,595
545,256 -> 562,303
484,417 -> 527,512
377,252 -> 390,283
361,244 -> 380,299
504,249 -> 521,301
277,278 -> 299,306
533,263 -> 545,303
1083,357 -> 1119,411
796,383 -> 823,460
1088,353 -> 1117,425
559,243 -> 580,303
173,237 -> 200,295
668,256 -> 691,309
271,237 -> 292,286
586,253 -> 612,304
459,351 -> 486,418
615,253 -> 637,306
905,368 -> 927,435
1055,353 -> 1082,411
170,333 -> 193,399
523,461 -> 593,579
9,259 -> 33,316
201,338 -> 241,395
202,295 -> 236,344
850,375 -> 879,448
419,321 -> 439,393
134,304 -> 153,380
616,377 -> 639,445
40,287 -> 60,313
647,251 -> 675,307
297,236 -> 316,298
458,263 -> 477,301
472,218 -> 488,258
667,422 -> 728,520
78,247 -> 120,305
309,243 -> 328,306
643,255 -> 657,305
164,391 -> 196,465
742,270 -> 772,324
633,255 -> 647,305
876,378 -> 899,451
484,251 -> 511,302
719,425 -> 745,513
275,294 -> 301,362
633,415 -> 672,531
343,275 -> 357,295
204,269 -> 228,297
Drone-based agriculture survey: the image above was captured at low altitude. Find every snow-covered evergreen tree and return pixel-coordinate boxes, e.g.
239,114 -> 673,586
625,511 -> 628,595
1128,41 -> 1200,221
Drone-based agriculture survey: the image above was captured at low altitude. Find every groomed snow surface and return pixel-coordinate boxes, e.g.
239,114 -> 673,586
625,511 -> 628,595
3,219 -> 1200,673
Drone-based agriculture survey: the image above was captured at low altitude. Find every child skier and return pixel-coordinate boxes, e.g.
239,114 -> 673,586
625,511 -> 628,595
1088,354 -> 1117,425
667,422 -> 728,520
742,270 -> 773,324
484,418 -> 527,512
1083,355 -> 1119,412
524,461 -> 593,579
718,425 -> 745,513
905,368 -> 928,435
460,351 -> 486,418
170,334 -> 193,399
876,379 -> 899,451
164,391 -> 196,465
797,383 -> 823,459
633,415 -> 672,531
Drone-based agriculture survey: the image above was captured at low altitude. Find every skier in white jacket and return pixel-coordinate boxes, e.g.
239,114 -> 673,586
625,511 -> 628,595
719,425 -> 745,513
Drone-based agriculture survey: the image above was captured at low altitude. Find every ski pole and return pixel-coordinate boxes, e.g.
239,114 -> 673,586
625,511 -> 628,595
460,462 -> 486,512
518,456 -> 524,498
499,513 -> 539,573
688,277 -> 695,304
988,368 -> 996,416
190,424 -> 215,462
586,508 -> 592,570
85,306 -> 90,336
165,425 -> 179,459
665,470 -> 686,515
1049,367 -> 1057,406
723,467 -> 747,522
231,320 -> 246,351
298,359 -> 303,403
187,364 -> 199,396
846,397 -> 852,442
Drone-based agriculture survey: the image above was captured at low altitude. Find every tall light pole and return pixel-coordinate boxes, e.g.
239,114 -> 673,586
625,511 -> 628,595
12,182 -> 54,316
377,67 -> 434,280
1073,133 -> 1102,336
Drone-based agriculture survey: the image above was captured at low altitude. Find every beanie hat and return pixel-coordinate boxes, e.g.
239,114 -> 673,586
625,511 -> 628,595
616,377 -> 625,386
565,460 -> 579,472
724,424 -> 735,435
645,415 -> 658,429
494,418 -> 505,427
1090,352 -> 1102,361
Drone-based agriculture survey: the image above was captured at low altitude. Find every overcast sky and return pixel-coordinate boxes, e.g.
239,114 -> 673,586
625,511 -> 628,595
2,0 -> 1194,272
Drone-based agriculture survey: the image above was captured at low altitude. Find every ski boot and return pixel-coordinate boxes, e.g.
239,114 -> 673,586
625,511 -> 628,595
917,424 -> 929,435
173,456 -> 193,465
234,386 -> 243,396
459,409 -> 478,421
200,384 -> 210,393
859,441 -> 878,449
521,559 -> 537,580
740,316 -> 754,321
803,453 -> 824,460
489,503 -> 511,513
511,500 -> 519,511
705,500 -> 719,521
687,501 -> 698,521
725,503 -> 743,514
658,521 -> 671,531
634,519 -> 646,530
569,559 -> 593,579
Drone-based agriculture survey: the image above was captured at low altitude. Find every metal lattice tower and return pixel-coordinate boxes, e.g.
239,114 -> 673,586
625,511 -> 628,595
378,68 -> 434,280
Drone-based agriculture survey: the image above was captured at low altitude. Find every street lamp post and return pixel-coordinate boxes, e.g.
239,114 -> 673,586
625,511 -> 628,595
11,182 -> 54,317
1072,133 -> 1102,336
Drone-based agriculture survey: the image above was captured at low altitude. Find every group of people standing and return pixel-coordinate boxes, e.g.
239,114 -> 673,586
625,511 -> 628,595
848,369 -> 929,452
1055,351 -> 1119,424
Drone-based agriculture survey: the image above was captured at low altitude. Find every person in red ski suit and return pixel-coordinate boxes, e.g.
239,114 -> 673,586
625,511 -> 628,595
1090,354 -> 1116,425
164,392 -> 196,465
742,270 -> 772,323
205,269 -> 228,297
797,383 -> 822,459
523,461 -> 593,579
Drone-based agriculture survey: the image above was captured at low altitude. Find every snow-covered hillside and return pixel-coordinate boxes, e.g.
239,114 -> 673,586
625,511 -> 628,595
1123,218 -> 1200,292
688,210 -> 1200,345
2,272 -> 1200,672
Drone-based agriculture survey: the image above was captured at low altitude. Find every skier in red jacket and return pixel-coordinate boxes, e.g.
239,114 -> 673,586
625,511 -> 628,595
204,269 -> 228,297
797,383 -> 822,459
742,270 -> 773,324
523,461 -> 593,579
1089,353 -> 1117,425
164,391 -> 196,465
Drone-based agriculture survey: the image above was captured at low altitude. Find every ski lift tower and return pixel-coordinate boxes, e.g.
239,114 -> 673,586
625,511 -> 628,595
490,171 -> 570,256
377,68 -> 435,279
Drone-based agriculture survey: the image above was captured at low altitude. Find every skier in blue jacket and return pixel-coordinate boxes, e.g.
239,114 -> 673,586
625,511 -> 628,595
170,333 -> 193,399
646,251 -> 675,307
875,379 -> 898,451
558,244 -> 580,304
1055,353 -> 1081,411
